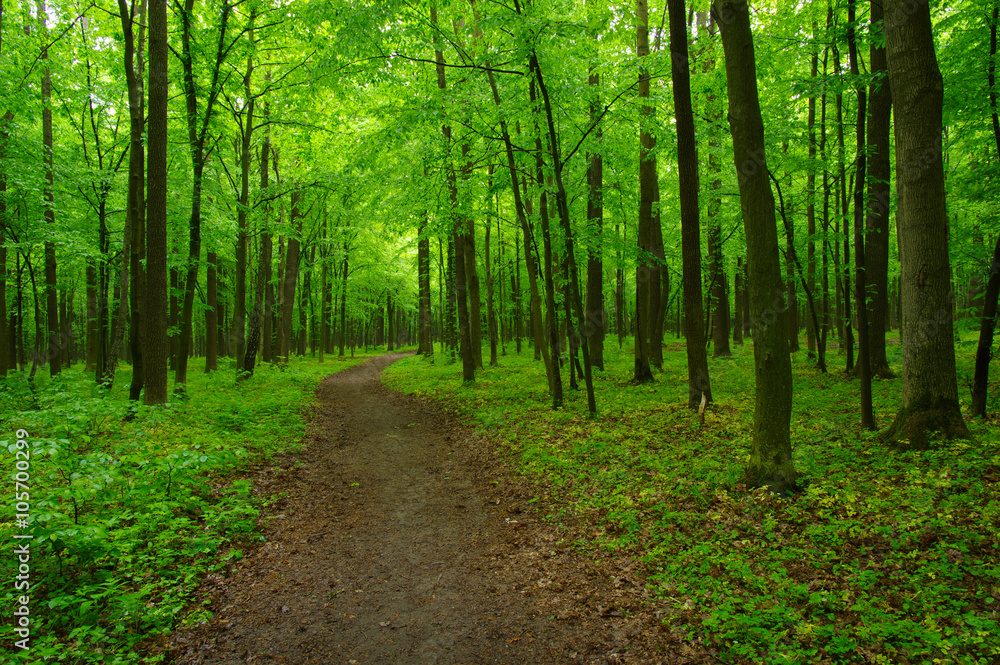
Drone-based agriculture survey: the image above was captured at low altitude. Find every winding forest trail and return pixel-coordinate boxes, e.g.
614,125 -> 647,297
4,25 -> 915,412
170,353 -> 687,664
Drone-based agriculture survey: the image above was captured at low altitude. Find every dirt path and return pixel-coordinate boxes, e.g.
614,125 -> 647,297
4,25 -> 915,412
170,353 -> 689,664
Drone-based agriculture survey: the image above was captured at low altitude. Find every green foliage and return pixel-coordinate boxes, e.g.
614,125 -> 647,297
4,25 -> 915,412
0,356 -> 366,663
384,338 -> 1000,664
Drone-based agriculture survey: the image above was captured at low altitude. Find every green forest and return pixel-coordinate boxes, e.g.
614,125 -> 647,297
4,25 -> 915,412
2,0 -> 999,661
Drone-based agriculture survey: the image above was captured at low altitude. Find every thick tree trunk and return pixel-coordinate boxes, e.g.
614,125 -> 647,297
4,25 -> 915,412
143,0 -> 169,404
714,0 -> 796,491
669,0 -> 712,407
882,0 -> 970,446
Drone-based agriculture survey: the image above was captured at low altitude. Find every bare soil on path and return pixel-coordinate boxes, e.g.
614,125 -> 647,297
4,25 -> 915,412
170,353 -> 698,665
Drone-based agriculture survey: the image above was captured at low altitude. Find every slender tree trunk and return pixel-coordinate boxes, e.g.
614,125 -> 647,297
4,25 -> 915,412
485,173 -> 499,367
174,0 -> 230,389
882,0 -> 970,446
865,0 -> 893,378
733,256 -> 744,344
969,3 -> 1000,418
143,0 -> 169,404
418,213 -> 433,355
433,4 -> 474,383
634,0 -> 655,383
206,251 -> 218,371
339,231 -> 349,357
486,69 -> 552,388
586,67 -> 605,370
234,18 -> 255,372
669,0 -> 712,407
833,40 -> 854,372
848,0 -> 875,428
714,0 -> 796,491
530,53 -> 597,414
280,191 -> 302,362
806,27 -> 818,359
38,0 -> 59,377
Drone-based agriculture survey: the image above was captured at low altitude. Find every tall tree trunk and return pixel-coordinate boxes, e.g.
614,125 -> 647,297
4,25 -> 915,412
714,0 -> 796,491
118,0 -> 147,401
865,0 -> 893,378
585,65 -> 605,370
260,125 -> 273,364
432,3 -> 474,383
205,251 -> 218,371
848,0 -> 875,428
670,0 -> 712,407
143,0 -> 169,404
882,0 -> 970,446
634,0 -> 655,383
968,3 -> 1000,418
38,0 -> 59,377
833,39 -> 854,372
485,172 -> 498,367
280,191 -> 302,362
806,26 -> 818,360
485,67 -> 552,387
418,213 -> 433,355
339,231 -> 349,357
733,256 -> 744,344
174,0 -> 230,389
234,17 -> 255,372
531,53 -> 597,414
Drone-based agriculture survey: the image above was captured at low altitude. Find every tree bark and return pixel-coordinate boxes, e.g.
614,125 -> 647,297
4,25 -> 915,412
634,0 -> 655,383
38,0 -> 59,377
806,27 -> 818,360
865,0 -> 893,378
280,191 -> 303,362
585,66 -> 605,370
714,0 -> 796,491
670,0 -> 712,407
968,3 -> 1000,418
882,0 -> 971,446
234,17 -> 255,372
848,0 -> 875,428
174,0 -> 231,388
433,3 -> 474,383
143,0 -> 169,404
206,251 -> 218,371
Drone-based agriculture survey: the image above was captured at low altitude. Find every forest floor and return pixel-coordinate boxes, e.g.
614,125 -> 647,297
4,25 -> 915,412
168,352 -> 693,665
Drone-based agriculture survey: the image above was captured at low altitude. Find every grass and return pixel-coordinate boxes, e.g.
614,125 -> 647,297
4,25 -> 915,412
382,332 -> 1000,664
0,353 -> 373,664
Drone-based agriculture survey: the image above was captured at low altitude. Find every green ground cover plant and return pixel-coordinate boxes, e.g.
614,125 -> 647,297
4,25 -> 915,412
383,337 -> 1000,665
0,356 -> 368,664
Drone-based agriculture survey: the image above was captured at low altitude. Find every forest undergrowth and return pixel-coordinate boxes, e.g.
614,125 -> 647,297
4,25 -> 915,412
383,333 -> 1000,665
0,355 -> 369,663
